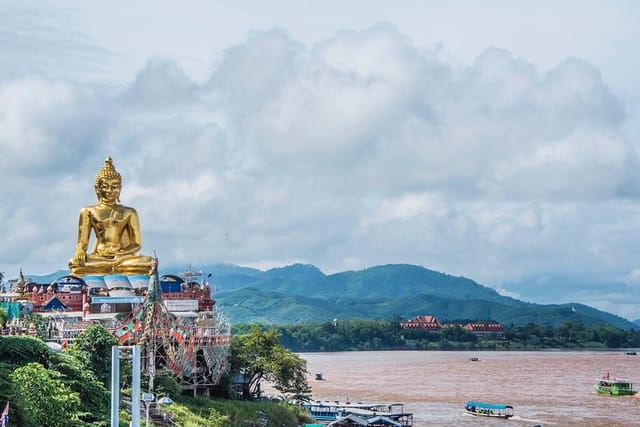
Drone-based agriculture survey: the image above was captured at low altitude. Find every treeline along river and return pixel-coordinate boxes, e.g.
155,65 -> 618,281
297,350 -> 640,426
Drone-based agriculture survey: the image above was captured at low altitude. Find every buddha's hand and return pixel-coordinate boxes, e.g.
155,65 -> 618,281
73,247 -> 87,266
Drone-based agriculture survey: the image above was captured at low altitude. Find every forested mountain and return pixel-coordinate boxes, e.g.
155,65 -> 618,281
26,263 -> 636,330
181,263 -> 634,329
191,263 -> 520,303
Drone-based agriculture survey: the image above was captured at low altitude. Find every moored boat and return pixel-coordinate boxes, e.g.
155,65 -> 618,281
465,401 -> 514,419
594,374 -> 637,396
304,401 -> 413,426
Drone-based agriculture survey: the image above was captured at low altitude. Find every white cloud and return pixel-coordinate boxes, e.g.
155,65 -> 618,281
254,25 -> 422,166
490,131 -> 631,199
361,192 -> 449,227
0,2 -> 639,320
623,269 -> 640,289
0,77 -> 100,170
120,59 -> 198,110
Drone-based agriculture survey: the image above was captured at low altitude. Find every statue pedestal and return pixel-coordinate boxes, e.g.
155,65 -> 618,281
83,274 -> 149,297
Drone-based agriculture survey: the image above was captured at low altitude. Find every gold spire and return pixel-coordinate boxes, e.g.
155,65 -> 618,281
95,156 -> 121,187
17,267 -> 26,294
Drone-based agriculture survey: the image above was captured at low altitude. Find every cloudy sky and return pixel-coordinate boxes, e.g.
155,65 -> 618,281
1,1 -> 639,320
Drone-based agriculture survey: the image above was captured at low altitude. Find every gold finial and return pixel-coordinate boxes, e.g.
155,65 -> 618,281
17,267 -> 26,294
95,156 -> 121,187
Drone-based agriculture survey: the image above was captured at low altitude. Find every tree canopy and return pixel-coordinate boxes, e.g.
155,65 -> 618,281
65,324 -> 118,385
230,325 -> 311,401
0,330 -> 112,426
10,362 -> 82,427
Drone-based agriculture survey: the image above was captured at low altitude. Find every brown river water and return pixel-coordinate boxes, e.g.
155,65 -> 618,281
291,350 -> 640,426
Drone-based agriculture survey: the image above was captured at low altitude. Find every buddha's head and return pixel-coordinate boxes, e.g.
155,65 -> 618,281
94,157 -> 122,204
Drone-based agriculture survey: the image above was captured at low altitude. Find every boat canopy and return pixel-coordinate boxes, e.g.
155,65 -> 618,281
328,415 -> 403,426
328,414 -> 369,426
465,401 -> 512,410
367,416 -> 403,426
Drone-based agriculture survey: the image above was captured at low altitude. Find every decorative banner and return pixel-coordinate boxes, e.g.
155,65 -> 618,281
110,268 -> 231,384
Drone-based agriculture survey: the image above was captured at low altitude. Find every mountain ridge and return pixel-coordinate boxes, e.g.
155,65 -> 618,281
21,262 -> 636,329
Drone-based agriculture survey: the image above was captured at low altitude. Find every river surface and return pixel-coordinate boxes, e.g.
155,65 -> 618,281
295,350 -> 640,426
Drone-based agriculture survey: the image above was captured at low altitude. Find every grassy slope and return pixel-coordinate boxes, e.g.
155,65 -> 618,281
150,396 -> 313,427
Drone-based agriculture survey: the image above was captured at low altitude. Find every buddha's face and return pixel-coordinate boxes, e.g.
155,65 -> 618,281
96,177 -> 121,204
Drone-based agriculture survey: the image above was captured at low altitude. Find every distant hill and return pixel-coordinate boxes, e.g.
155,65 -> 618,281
202,263 -> 522,303
216,288 -> 633,329
206,263 -> 635,329
21,263 -> 636,330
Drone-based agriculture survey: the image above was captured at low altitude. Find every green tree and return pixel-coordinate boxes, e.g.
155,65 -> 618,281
599,326 -> 625,347
441,325 -> 478,343
65,324 -> 118,385
0,307 -> 8,328
49,352 -> 110,425
24,313 -> 51,340
270,347 -> 312,402
0,335 -> 51,367
142,368 -> 182,398
0,362 -> 20,425
230,325 -> 311,401
10,362 -> 82,427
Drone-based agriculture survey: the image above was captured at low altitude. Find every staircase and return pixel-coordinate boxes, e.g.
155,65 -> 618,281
148,402 -> 177,426
121,397 -> 178,426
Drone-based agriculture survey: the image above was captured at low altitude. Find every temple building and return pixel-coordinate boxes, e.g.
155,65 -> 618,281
462,322 -> 504,340
400,315 -> 442,330
400,315 -> 504,340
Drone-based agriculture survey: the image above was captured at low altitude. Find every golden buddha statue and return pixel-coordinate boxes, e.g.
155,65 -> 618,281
68,157 -> 153,276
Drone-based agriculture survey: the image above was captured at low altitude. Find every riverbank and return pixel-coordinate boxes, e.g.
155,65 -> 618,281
235,319 -> 640,353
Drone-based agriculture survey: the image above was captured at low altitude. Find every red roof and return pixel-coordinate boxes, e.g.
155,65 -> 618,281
400,315 -> 441,330
463,322 -> 504,332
